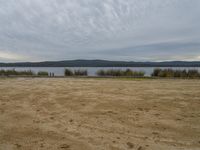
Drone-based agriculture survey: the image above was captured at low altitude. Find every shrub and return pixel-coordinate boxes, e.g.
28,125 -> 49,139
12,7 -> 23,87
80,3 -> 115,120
74,69 -> 88,76
124,69 -> 133,76
174,70 -> 182,77
188,70 -> 200,78
151,68 -> 200,78
0,69 -> 35,76
158,69 -> 174,77
107,69 -> 123,76
96,69 -> 145,77
180,70 -> 188,78
132,71 -> 145,77
96,70 -> 106,76
20,70 -> 34,76
37,71 -> 49,76
0,70 -> 5,76
64,69 -> 73,76
151,68 -> 162,77
64,69 -> 88,76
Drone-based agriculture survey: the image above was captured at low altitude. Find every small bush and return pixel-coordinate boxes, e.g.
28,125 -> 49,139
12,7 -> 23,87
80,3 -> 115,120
106,69 -> 123,76
64,69 -> 88,76
96,70 -> 106,76
188,70 -> 200,78
151,68 -> 162,77
158,69 -> 174,77
74,69 -> 88,76
64,69 -> 73,76
37,71 -> 49,76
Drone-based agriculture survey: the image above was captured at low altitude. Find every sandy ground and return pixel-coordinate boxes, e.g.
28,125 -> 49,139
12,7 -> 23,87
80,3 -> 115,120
0,78 -> 200,150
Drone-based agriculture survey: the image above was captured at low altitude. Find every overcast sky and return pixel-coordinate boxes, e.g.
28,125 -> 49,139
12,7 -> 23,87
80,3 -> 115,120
0,0 -> 200,62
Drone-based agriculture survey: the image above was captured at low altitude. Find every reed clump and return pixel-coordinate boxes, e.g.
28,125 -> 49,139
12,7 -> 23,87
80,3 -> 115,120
96,69 -> 145,77
64,69 -> 88,76
64,69 -> 73,76
151,68 -> 200,78
0,69 -> 35,76
74,69 -> 88,76
37,71 -> 49,76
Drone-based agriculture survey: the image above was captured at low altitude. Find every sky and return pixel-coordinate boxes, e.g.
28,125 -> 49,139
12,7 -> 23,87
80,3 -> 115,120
0,0 -> 200,62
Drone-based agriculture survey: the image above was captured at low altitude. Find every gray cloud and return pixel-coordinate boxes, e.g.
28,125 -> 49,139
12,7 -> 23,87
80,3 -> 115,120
0,0 -> 200,62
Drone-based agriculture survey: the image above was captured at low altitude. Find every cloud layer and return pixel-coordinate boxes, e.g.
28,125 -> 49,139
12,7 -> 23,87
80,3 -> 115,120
0,0 -> 200,62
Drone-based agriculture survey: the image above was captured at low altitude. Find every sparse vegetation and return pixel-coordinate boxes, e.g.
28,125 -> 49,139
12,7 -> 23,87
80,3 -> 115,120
74,69 -> 88,76
96,69 -> 145,77
187,70 -> 200,78
0,69 -> 35,76
64,69 -> 74,76
64,69 -> 87,76
37,71 -> 49,76
151,68 -> 200,78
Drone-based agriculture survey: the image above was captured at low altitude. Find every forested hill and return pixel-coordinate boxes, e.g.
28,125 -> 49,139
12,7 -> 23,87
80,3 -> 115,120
1,60 -> 200,67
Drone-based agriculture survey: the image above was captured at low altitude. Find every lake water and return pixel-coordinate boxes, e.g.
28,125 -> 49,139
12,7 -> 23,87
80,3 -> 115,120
1,67 -> 200,76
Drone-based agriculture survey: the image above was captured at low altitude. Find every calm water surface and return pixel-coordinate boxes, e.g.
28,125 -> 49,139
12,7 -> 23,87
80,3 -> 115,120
1,67 -> 200,76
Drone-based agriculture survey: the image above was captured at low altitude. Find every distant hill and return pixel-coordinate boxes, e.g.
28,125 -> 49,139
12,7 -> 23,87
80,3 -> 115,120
0,60 -> 200,67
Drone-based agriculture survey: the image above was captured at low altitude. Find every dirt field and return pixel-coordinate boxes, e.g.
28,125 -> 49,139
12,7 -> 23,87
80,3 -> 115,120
0,78 -> 200,150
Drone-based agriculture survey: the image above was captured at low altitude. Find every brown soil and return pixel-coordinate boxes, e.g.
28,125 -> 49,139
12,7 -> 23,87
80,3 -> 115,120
0,78 -> 200,150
